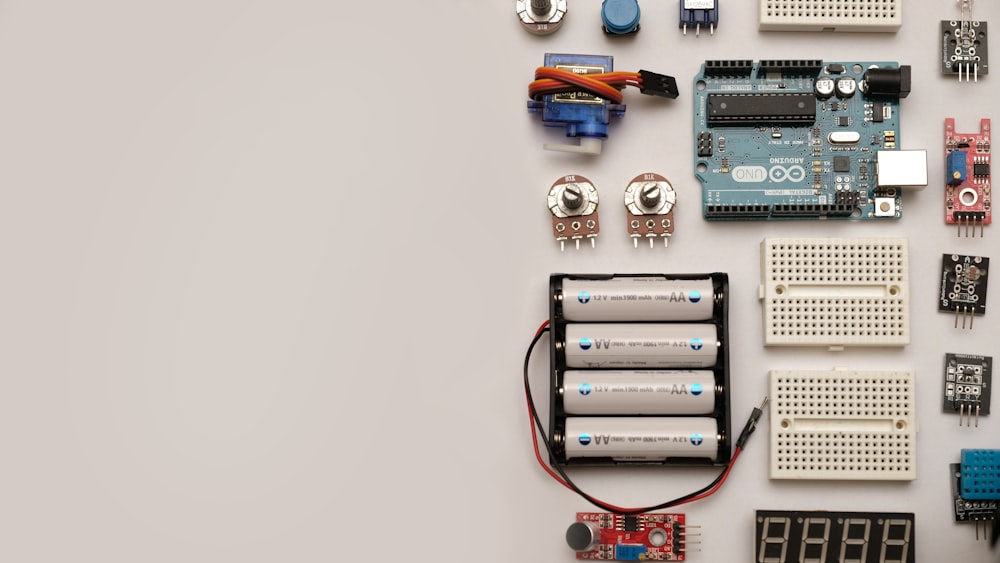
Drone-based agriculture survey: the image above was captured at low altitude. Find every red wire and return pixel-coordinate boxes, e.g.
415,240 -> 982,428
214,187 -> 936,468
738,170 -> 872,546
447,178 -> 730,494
533,68 -> 628,99
524,319 -> 742,512
680,448 -> 741,505
525,321 -> 572,489
528,67 -> 639,104
533,320 -> 550,339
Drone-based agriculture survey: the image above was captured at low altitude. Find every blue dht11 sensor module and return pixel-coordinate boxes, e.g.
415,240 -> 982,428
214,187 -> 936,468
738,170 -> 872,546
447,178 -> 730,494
693,60 -> 926,220
950,462 -> 997,541
961,449 -> 1000,500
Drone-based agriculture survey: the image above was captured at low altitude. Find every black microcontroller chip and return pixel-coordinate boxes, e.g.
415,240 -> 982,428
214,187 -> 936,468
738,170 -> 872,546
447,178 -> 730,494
837,116 -> 851,126
975,162 -> 990,176
707,93 -> 817,125
624,515 -> 639,532
834,156 -> 851,172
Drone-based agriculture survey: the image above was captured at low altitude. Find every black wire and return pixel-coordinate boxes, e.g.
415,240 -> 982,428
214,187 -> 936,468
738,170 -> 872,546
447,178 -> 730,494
524,326 -> 735,515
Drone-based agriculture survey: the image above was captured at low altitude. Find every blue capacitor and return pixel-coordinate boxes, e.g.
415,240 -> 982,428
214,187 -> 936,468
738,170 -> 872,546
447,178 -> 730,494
602,0 -> 640,35
947,150 -> 967,185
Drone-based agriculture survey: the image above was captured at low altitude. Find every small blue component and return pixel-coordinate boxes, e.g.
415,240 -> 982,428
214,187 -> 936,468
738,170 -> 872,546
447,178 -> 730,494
527,53 -> 625,155
602,0 -> 641,35
614,544 -> 646,561
947,150 -> 967,185
961,449 -> 1000,500
679,0 -> 718,36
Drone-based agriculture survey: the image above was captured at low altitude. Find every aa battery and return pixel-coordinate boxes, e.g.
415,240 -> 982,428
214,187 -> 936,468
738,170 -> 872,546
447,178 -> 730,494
563,417 -> 720,461
560,277 -> 715,321
563,323 -> 718,368
561,370 -> 717,415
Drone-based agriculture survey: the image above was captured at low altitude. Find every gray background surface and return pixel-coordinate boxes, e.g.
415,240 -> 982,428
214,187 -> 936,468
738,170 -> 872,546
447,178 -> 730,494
1,1 -> 998,561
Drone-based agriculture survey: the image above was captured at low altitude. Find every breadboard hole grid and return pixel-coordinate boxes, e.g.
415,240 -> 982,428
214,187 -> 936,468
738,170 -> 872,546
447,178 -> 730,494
767,240 -> 906,283
770,370 -> 916,480
762,0 -> 899,19
767,300 -> 906,340
762,238 -> 909,346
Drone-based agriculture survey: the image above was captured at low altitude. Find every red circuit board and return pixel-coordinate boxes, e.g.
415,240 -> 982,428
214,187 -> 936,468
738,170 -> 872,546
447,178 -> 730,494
575,512 -> 687,561
945,118 -> 992,236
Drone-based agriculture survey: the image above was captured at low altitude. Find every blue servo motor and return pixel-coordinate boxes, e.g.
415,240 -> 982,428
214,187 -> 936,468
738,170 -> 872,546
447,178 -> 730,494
527,53 -> 678,155
527,53 -> 625,155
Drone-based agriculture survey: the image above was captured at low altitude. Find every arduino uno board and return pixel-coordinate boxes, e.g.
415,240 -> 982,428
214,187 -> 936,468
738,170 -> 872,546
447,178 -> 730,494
693,60 -> 922,220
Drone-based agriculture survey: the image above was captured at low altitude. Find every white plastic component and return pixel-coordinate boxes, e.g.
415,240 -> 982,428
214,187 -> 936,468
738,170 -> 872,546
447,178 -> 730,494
544,137 -> 603,155
828,131 -> 861,144
562,370 -> 716,414
876,150 -> 928,190
759,0 -> 901,32
560,277 -> 715,322
564,323 -> 718,368
770,369 -> 916,480
760,237 -> 910,348
564,417 -> 719,461
874,197 -> 897,217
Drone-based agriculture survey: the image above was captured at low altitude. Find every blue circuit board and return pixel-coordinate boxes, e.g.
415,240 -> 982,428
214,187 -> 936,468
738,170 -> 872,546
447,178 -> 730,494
693,60 -> 911,220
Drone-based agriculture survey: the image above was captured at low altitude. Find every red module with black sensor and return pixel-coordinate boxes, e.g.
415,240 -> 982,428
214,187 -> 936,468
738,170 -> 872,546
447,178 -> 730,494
566,512 -> 694,560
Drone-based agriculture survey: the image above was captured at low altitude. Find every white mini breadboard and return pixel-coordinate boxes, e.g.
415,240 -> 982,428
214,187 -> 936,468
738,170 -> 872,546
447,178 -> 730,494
759,0 -> 902,32
760,237 -> 909,348
770,369 -> 916,480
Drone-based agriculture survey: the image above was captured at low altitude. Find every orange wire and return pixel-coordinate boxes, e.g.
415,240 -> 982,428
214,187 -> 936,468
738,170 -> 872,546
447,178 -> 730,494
532,69 -> 629,96
529,67 -> 642,104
